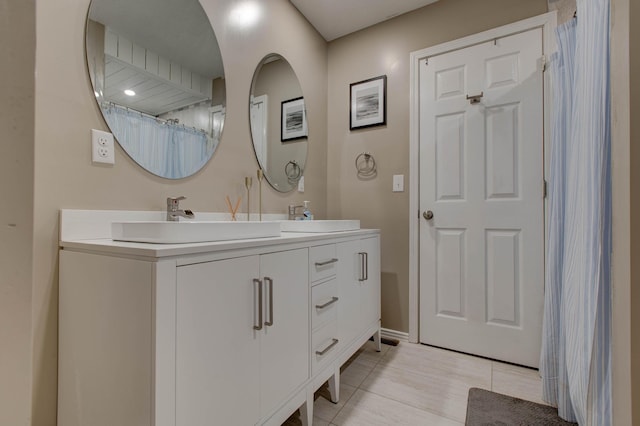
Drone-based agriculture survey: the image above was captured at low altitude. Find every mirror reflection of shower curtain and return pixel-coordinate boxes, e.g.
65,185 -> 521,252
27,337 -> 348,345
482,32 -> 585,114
102,105 -> 213,179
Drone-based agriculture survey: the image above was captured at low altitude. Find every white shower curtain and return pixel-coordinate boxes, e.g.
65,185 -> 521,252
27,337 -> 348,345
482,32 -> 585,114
102,105 -> 213,179
540,0 -> 612,424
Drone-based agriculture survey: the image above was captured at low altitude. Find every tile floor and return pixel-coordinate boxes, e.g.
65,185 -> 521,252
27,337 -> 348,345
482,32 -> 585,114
283,340 -> 546,425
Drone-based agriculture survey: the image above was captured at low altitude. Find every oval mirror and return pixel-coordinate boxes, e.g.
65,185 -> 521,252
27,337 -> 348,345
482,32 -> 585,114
85,0 -> 225,179
250,54 -> 308,192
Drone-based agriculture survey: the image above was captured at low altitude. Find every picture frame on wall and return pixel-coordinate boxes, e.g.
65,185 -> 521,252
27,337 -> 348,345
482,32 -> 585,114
350,75 -> 387,130
281,97 -> 308,142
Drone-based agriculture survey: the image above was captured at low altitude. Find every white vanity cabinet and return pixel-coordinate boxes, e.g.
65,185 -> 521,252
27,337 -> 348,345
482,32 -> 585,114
57,217 -> 379,426
175,249 -> 309,426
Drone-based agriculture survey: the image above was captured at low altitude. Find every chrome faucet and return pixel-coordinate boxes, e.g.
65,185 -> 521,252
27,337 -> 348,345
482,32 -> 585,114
166,196 -> 195,221
288,204 -> 304,220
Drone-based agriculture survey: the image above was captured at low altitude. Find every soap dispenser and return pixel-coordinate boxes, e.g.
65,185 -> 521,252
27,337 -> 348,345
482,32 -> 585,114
303,201 -> 313,220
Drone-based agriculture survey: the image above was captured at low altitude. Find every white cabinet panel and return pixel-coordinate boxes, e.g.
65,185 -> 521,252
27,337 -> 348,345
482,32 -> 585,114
337,239 -> 362,348
360,236 -> 381,329
176,256 -> 260,426
312,320 -> 339,375
309,243 -> 338,283
259,249 -> 309,418
58,251 -> 153,426
311,278 -> 339,331
337,236 -> 381,349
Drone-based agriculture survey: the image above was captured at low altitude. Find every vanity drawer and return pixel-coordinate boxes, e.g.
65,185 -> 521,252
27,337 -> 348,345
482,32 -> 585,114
309,244 -> 338,283
311,278 -> 339,331
312,320 -> 339,375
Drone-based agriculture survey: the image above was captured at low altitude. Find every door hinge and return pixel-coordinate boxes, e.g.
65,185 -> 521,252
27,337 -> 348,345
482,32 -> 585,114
425,58 -> 429,66
543,179 -> 548,198
541,55 -> 547,72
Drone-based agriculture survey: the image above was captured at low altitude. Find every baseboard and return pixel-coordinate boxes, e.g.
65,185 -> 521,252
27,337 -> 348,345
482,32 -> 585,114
381,328 -> 409,342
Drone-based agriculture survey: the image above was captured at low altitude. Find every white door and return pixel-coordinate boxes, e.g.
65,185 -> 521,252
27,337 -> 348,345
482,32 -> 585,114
419,28 -> 544,368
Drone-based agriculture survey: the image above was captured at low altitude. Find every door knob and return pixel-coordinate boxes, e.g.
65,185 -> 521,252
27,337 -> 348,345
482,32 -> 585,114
423,210 -> 434,220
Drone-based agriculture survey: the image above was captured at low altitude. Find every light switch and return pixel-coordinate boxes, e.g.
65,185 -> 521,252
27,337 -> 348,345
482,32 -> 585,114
393,174 -> 404,192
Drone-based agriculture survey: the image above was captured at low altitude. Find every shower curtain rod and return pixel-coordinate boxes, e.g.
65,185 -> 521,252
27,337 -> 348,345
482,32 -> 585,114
101,101 -> 207,134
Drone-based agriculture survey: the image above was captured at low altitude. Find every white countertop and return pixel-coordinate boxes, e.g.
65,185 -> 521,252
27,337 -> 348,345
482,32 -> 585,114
60,229 -> 379,259
59,209 -> 379,259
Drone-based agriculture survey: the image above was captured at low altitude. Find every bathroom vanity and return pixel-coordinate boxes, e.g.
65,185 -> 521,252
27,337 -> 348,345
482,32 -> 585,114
57,211 -> 380,426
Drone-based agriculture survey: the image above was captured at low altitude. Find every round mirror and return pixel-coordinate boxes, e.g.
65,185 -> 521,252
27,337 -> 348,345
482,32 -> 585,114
85,0 -> 225,179
250,54 -> 308,192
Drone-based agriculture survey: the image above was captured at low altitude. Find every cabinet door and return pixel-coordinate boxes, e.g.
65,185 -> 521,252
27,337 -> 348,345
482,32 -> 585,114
259,248 -> 309,418
360,236 -> 381,329
337,239 -> 362,348
176,256 -> 260,426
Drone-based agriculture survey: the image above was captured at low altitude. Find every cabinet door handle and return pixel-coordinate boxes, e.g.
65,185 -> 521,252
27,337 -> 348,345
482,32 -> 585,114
315,338 -> 339,356
253,278 -> 263,330
315,296 -> 339,309
364,252 -> 369,281
315,258 -> 338,267
264,277 -> 274,327
358,252 -> 366,282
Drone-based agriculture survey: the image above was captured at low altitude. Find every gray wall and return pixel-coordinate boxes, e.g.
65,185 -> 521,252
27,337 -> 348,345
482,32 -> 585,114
0,1 -> 35,425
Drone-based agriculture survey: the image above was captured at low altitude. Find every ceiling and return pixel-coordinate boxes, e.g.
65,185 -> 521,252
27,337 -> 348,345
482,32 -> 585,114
88,0 -> 223,116
289,0 -> 439,41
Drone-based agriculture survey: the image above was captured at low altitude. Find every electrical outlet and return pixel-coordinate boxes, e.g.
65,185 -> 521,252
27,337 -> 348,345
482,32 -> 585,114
91,129 -> 115,165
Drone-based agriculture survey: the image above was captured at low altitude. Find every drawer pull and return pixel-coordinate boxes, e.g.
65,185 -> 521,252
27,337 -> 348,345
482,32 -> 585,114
315,258 -> 339,267
315,296 -> 339,310
315,338 -> 339,356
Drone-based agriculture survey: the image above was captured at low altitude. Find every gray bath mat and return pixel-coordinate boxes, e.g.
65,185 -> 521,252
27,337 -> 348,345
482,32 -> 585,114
465,388 -> 578,426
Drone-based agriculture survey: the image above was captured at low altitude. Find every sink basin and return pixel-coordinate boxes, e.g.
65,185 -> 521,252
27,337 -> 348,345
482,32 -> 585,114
280,220 -> 360,233
111,221 -> 281,244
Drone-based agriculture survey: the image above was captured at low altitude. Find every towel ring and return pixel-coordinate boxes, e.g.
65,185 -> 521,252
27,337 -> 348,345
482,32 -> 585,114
355,152 -> 377,177
285,160 -> 302,181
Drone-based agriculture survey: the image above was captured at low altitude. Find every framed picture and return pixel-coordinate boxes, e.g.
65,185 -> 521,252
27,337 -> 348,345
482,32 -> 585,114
350,75 -> 387,130
281,97 -> 308,141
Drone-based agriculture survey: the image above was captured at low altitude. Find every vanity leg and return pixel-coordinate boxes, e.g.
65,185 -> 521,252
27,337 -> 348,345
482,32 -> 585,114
328,366 -> 340,403
372,328 -> 382,352
300,389 -> 313,426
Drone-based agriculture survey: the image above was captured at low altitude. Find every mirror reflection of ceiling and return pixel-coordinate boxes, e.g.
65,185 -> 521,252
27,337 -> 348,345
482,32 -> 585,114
89,0 -> 223,115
